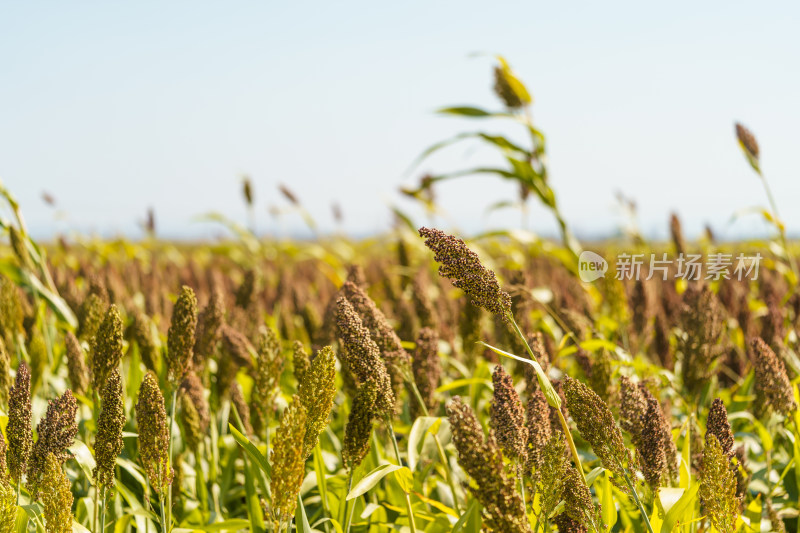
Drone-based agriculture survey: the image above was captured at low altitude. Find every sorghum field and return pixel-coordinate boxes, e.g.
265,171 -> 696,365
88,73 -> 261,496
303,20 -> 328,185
0,62 -> 796,533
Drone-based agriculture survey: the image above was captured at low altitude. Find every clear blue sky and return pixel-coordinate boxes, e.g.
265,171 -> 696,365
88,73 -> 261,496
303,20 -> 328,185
2,1 -> 799,241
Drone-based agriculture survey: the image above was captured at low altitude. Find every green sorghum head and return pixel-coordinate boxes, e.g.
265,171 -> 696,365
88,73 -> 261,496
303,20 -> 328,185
28,389 -> 78,499
270,396 -> 308,529
167,286 -> 198,384
298,346 -> 336,460
700,434 -> 739,533
6,362 -> 32,484
94,369 -> 125,490
64,332 -> 89,398
92,305 -> 123,392
41,453 -> 73,533
135,372 -> 172,495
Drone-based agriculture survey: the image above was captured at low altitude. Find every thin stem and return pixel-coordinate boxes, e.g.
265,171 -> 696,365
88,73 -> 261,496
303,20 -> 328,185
342,471 -> 354,533
407,379 -> 461,513
622,471 -> 655,533
159,495 -> 167,533
761,174 -> 798,281
166,387 -> 178,532
100,491 -> 107,533
385,417 -> 418,533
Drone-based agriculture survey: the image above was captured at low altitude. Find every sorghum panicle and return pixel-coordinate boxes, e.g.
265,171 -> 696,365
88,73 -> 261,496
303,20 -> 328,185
490,365 -> 527,463
7,362 -> 32,484
525,389 -> 552,476
735,123 -> 759,161
752,337 -> 796,417
92,305 -> 123,391
0,338 -> 11,408
270,397 -> 308,529
94,370 -> 125,490
167,286 -> 198,384
64,332 -> 89,397
298,346 -> 336,459
135,372 -> 172,495
700,435 -> 739,533
411,327 -> 441,419
563,377 -> 634,488
446,396 -> 531,533
28,389 -> 79,498
193,290 -> 224,370
335,295 -> 395,416
292,340 -> 310,385
342,380 -> 379,471
41,453 -> 73,533
418,227 -> 512,319
251,326 -> 284,434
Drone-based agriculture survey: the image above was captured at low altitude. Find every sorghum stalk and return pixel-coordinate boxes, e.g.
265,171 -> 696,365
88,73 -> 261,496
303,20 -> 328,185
385,416 -> 418,533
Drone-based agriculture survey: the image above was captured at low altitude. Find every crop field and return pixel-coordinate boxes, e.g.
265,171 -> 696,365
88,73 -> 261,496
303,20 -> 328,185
0,61 -> 797,533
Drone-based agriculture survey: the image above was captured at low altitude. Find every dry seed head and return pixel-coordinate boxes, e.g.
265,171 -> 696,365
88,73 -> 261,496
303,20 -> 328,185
193,290 -> 224,369
179,391 -> 203,454
242,176 -> 253,206
553,514 -> 588,533
270,397 -> 308,529
490,365 -> 527,463
94,369 -> 125,490
735,123 -> 759,161
251,326 -> 284,431
41,453 -> 73,533
7,363 -> 32,484
418,227 -> 512,319
342,379 -> 379,471
180,372 -> 210,434
752,337 -> 796,416
220,324 -> 255,369
619,376 -> 647,445
706,398 -> 734,458
335,295 -> 395,416
411,327 -> 441,418
298,346 -> 336,459
92,305 -> 123,392
446,396 -> 531,533
341,280 -> 410,397
64,332 -> 89,397
493,66 -> 525,109
28,389 -> 79,498
563,377 -> 633,486
563,465 -> 597,527
167,286 -> 198,384
638,394 -> 670,491
525,389 -> 552,476
700,434 -> 739,533
135,372 -> 172,495
669,213 -> 686,257
131,309 -> 158,373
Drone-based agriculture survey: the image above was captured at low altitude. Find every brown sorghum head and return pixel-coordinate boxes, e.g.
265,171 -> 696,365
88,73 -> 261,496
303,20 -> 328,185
706,398 -> 734,458
92,305 -> 123,392
563,377 -> 633,486
700,435 -> 739,533
342,379 -> 379,471
670,213 -> 686,257
7,363 -> 32,484
679,284 -> 724,395
135,372 -> 172,495
167,286 -> 198,384
418,227 -> 512,319
619,376 -> 647,445
131,309 -> 159,373
28,389 -> 79,498
638,394 -> 670,491
180,372 -> 210,435
64,332 -> 89,397
335,295 -> 394,416
525,389 -> 552,476
341,281 -> 410,397
219,324 -> 255,370
752,337 -> 796,417
270,397 -> 308,530
179,391 -> 203,454
193,290 -> 224,370
538,432 -> 567,516
490,365 -> 527,463
298,346 -> 336,459
94,370 -> 125,490
735,123 -> 759,162
446,397 -> 530,533
411,327 -> 441,419
563,465 -> 598,529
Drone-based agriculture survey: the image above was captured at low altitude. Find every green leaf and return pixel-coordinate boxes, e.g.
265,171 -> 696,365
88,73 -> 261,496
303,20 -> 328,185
437,106 -> 494,117
599,472 -> 617,529
661,483 -> 699,533
68,440 -> 96,486
478,341 -> 561,409
296,495 -> 312,533
347,463 -> 403,500
229,424 -> 272,479
407,417 -> 443,470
